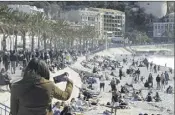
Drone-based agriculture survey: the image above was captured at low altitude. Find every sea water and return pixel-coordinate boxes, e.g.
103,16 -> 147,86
148,56 -> 174,69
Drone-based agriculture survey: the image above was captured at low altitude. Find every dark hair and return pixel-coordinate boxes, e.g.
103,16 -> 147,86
23,58 -> 50,80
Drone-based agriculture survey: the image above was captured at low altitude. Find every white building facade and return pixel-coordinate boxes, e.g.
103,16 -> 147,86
61,8 -> 125,40
153,13 -> 174,38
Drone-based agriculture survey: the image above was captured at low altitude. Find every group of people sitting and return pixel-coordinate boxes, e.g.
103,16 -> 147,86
51,89 -> 100,115
133,90 -> 162,102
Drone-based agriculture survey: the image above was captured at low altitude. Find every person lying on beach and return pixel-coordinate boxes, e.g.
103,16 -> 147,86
119,96 -> 129,109
70,97 -> 89,112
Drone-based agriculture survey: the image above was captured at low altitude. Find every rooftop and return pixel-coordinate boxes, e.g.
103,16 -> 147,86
81,7 -> 125,14
91,8 -> 124,14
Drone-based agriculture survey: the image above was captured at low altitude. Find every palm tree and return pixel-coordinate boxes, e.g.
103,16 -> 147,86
8,10 -> 20,51
33,12 -> 46,50
28,13 -> 39,52
16,12 -> 30,51
0,5 -> 13,51
51,20 -> 69,50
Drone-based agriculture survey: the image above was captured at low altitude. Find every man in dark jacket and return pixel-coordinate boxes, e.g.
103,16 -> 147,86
156,74 -> 161,90
136,68 -> 140,81
154,65 -> 157,73
119,68 -> 122,80
10,51 -> 17,74
3,52 -> 10,72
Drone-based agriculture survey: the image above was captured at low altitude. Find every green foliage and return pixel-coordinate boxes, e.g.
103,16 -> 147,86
125,30 -> 151,44
162,30 -> 175,42
0,5 -> 98,51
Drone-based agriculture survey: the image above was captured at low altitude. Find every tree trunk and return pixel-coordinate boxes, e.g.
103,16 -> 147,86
14,33 -> 18,51
54,38 -> 57,51
10,35 -> 12,50
22,31 -> 26,51
50,37 -> 52,50
83,38 -> 85,50
31,32 -> 35,52
38,35 -> 40,50
91,38 -> 94,48
85,40 -> 88,50
2,34 -> 7,51
43,33 -> 47,51
79,38 -> 82,51
70,39 -> 74,48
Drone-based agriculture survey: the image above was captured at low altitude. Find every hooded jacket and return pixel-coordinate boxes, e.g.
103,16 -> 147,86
10,71 -> 73,115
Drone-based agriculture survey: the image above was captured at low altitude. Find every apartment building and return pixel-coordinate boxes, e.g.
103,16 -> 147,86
153,13 -> 174,38
61,7 -> 125,40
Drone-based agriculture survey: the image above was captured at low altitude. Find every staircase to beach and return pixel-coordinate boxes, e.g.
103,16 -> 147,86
123,46 -> 136,54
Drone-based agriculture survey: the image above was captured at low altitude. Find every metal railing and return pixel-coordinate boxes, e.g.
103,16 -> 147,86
0,103 -> 10,115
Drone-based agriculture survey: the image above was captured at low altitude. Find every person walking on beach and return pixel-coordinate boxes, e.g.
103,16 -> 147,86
99,75 -> 105,92
161,72 -> 165,89
154,65 -> 157,73
146,63 -> 149,70
164,71 -> 169,85
148,73 -> 153,88
119,68 -> 122,80
150,62 -> 153,72
111,89 -> 120,113
10,50 -> 17,74
3,52 -> 10,72
156,74 -> 161,90
136,68 -> 140,81
158,65 -> 160,72
110,78 -> 116,91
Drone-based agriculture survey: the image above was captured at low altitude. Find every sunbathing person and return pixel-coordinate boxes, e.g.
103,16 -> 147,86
166,85 -> 173,94
119,96 -> 129,109
52,102 -> 61,115
133,92 -> 143,101
70,97 -> 88,112
121,85 -> 129,94
153,92 -> 161,102
145,92 -> 153,102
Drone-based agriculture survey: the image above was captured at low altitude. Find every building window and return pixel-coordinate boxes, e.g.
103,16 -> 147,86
88,17 -> 95,21
155,25 -> 157,29
158,25 -> 160,29
169,24 -> 172,29
165,24 -> 168,29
